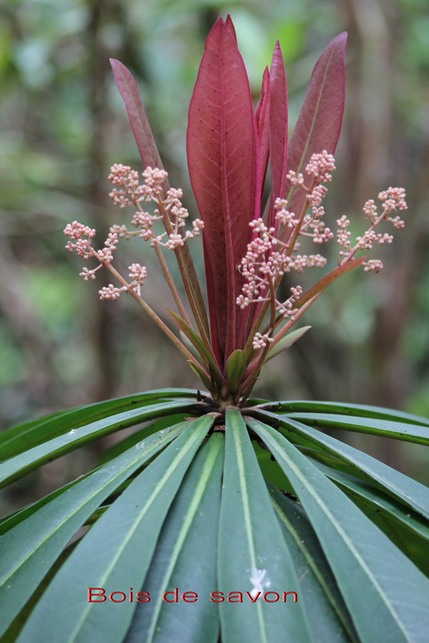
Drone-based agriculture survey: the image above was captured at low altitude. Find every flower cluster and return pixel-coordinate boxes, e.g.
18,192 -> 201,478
64,166 -> 203,302
97,264 -> 147,301
237,152 -> 336,321
237,152 -> 408,330
64,222 -> 96,260
252,332 -> 274,350
109,164 -> 203,250
336,186 -> 408,272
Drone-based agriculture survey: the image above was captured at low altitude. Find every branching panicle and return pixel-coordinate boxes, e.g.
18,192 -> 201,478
336,185 -> 408,271
238,152 -> 408,328
64,165 -> 204,303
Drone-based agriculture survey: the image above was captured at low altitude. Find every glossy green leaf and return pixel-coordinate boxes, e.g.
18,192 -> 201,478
313,462 -> 429,576
0,400 -> 197,487
126,433 -> 224,643
314,462 -> 429,542
16,415 -> 213,643
0,388 -> 198,460
269,486 -> 358,642
261,399 -> 429,427
0,475 -> 87,535
3,539 -> 82,642
95,414 -> 187,466
283,412 -> 429,445
257,412 -> 429,520
0,420 -> 192,638
249,418 -> 429,642
218,410 -> 312,643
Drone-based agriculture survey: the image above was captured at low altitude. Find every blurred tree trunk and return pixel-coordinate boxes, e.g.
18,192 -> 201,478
339,0 -> 427,469
86,0 -> 118,401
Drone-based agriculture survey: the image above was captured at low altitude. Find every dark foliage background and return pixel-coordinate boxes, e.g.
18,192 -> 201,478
1,0 -> 428,513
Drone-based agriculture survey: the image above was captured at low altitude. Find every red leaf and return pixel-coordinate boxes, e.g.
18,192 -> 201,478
244,47 -> 288,343
255,67 -> 270,215
268,41 -> 288,228
283,33 -> 347,235
225,14 -> 237,42
187,18 -> 256,366
111,58 -> 210,338
110,59 -> 166,182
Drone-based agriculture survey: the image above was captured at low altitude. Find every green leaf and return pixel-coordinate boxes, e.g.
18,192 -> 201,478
225,349 -> 246,393
256,412 -> 429,520
313,463 -> 429,576
3,540 -> 81,642
126,433 -> 224,643
0,400 -> 197,487
16,415 -> 213,643
261,399 -> 429,428
0,476 -> 84,535
266,326 -> 311,362
248,418 -> 429,643
95,414 -> 187,465
314,462 -> 429,543
283,412 -> 429,445
269,486 -> 358,642
0,388 -> 198,460
0,420 -> 192,638
218,410 -> 312,643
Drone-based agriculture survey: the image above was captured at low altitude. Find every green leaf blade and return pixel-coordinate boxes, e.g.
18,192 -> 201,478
0,420 -> 193,638
0,400 -> 197,487
249,418 -> 429,643
270,486 -> 358,642
315,464 -> 429,576
16,416 -> 213,643
218,410 -> 312,643
0,389 -> 198,460
126,433 -> 224,643
261,399 -> 429,428
257,412 -> 429,520
284,412 -> 429,445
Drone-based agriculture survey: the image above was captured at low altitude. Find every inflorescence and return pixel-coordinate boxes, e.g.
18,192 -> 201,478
234,152 -> 407,349
64,153 -> 407,354
65,165 -> 204,301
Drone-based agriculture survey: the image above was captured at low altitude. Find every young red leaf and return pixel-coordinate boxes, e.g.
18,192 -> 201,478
110,59 -> 165,180
187,18 -> 256,367
268,41 -> 288,228
225,14 -> 237,42
283,33 -> 347,236
243,45 -> 287,343
111,58 -> 210,339
255,67 -> 270,215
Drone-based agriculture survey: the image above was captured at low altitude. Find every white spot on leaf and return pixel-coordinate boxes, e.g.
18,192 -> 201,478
249,568 -> 271,598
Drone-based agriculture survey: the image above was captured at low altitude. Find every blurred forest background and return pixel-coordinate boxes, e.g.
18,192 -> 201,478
1,0 -> 428,512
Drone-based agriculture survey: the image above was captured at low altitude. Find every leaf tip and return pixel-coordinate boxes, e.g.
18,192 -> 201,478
225,14 -> 237,42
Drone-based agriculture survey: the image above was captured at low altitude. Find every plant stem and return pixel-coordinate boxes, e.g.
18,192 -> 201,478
95,251 -> 211,378
152,242 -> 192,325
156,198 -> 212,348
